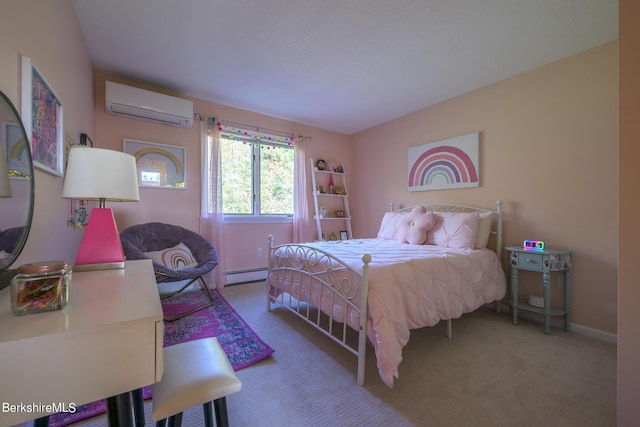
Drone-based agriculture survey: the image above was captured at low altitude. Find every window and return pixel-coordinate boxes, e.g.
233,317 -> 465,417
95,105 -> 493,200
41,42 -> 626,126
218,134 -> 294,221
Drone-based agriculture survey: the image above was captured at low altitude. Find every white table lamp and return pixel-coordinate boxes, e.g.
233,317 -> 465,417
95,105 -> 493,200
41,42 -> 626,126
62,146 -> 139,270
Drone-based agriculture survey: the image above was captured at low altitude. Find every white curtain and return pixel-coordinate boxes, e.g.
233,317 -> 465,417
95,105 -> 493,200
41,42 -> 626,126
200,120 -> 308,284
292,138 -> 308,243
199,119 -> 227,287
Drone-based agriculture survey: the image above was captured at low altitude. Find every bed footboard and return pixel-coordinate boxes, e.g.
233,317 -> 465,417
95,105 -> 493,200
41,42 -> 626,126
266,235 -> 371,386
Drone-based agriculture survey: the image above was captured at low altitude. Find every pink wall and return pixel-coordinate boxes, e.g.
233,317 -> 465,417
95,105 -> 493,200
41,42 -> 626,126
0,0 -> 94,267
350,42 -> 618,335
93,72 -> 351,274
618,0 -> 640,424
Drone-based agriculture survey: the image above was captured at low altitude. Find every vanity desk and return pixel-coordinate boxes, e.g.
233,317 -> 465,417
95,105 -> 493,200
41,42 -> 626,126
0,259 -> 164,426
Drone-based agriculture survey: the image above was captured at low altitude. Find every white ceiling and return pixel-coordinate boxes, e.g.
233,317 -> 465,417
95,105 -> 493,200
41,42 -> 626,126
71,0 -> 618,135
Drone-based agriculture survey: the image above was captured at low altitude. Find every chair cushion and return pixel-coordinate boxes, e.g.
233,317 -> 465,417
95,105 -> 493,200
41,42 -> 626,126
144,242 -> 198,270
0,226 -> 25,253
151,337 -> 242,422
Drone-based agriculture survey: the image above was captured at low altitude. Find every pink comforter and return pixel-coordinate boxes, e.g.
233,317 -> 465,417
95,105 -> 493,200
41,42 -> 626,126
296,239 -> 506,387
270,238 -> 507,387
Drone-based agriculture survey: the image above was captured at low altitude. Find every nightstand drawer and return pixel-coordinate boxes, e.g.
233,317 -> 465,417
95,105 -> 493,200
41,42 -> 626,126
516,252 -> 543,270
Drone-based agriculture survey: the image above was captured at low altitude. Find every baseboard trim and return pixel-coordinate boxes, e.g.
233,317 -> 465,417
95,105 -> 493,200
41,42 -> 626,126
570,322 -> 617,344
498,303 -> 617,344
226,268 -> 267,285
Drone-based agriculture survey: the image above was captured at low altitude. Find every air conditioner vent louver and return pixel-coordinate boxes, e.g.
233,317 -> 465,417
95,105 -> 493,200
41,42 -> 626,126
105,81 -> 193,128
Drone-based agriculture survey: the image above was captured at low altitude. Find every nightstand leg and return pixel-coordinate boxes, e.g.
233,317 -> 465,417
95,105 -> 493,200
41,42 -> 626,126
510,266 -> 519,325
564,269 -> 572,332
543,270 -> 551,334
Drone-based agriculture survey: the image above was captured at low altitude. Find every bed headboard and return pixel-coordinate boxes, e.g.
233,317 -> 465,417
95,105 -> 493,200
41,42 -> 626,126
394,200 -> 503,262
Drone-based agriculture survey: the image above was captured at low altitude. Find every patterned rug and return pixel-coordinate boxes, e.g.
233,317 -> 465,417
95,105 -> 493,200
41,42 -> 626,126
48,288 -> 274,427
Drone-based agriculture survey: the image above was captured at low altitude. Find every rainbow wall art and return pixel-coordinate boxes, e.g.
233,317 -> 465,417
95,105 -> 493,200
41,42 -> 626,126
408,132 -> 479,192
123,139 -> 186,189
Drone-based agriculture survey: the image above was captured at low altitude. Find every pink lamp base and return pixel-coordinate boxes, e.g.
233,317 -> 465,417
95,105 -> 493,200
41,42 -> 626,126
74,208 -> 125,271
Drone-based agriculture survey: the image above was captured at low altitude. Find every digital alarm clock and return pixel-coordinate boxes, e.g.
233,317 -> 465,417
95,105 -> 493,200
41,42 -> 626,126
523,240 -> 545,251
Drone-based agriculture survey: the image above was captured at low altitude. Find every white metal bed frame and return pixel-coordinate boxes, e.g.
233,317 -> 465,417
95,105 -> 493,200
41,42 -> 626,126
266,200 -> 503,386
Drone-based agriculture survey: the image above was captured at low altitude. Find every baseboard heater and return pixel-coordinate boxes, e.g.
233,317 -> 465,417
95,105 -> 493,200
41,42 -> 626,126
225,267 -> 267,285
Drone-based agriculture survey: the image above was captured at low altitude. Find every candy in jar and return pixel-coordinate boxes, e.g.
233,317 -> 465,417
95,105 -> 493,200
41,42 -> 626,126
11,261 -> 71,315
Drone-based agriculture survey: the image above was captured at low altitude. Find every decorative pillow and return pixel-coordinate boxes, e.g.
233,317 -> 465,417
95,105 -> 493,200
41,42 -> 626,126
377,212 -> 405,241
426,212 -> 480,249
474,211 -> 496,249
144,242 -> 198,270
377,206 -> 437,245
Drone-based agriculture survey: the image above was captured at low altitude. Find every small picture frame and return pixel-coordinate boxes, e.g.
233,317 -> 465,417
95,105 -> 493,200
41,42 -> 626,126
2,122 -> 31,179
340,230 -> 348,240
316,159 -> 326,171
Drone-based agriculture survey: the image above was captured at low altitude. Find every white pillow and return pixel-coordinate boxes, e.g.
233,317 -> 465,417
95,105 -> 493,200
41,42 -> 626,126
474,211 -> 496,249
426,212 -> 480,249
144,242 -> 198,270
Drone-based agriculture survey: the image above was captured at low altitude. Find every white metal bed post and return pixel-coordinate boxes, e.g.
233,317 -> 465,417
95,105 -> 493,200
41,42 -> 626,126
357,254 -> 371,386
266,235 -> 275,311
495,200 -> 503,314
495,200 -> 503,263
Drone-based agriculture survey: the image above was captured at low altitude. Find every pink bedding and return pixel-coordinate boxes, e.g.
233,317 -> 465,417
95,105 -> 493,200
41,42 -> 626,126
270,238 -> 507,387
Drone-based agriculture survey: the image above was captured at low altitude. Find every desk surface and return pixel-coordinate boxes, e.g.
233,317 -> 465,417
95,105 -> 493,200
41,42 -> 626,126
0,260 -> 164,425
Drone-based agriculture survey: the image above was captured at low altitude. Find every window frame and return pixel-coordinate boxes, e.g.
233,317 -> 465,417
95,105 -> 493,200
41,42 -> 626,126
219,133 -> 294,224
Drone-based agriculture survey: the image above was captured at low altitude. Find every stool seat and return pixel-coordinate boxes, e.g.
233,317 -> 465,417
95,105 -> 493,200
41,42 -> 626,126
152,337 -> 242,425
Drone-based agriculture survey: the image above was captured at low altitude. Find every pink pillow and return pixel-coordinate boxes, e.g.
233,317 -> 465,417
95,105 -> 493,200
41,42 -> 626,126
377,212 -> 405,241
377,206 -> 436,245
426,212 -> 480,249
474,211 -> 495,248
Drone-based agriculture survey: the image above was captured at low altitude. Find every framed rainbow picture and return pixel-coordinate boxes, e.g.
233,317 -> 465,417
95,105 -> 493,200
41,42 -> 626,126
123,139 -> 186,189
408,132 -> 479,192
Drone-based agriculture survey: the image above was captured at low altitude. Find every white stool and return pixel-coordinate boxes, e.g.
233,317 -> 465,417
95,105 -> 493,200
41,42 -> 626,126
152,337 -> 242,427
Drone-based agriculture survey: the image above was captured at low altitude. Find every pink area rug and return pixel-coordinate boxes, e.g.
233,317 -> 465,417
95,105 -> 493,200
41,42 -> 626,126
48,288 -> 273,427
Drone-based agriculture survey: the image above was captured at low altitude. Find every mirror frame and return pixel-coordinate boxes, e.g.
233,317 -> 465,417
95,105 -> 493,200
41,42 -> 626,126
0,90 -> 35,290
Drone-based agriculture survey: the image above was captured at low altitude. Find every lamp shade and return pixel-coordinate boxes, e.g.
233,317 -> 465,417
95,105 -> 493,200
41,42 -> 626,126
62,146 -> 139,202
0,145 -> 12,198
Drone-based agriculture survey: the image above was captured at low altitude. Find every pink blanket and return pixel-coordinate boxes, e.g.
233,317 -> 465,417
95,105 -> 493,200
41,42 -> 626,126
272,239 -> 506,387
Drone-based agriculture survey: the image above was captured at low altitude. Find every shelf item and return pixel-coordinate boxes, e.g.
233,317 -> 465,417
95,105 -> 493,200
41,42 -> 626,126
311,158 -> 352,241
506,246 -> 572,334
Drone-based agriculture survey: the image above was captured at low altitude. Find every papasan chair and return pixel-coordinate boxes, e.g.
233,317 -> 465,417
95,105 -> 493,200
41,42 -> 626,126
120,222 -> 218,322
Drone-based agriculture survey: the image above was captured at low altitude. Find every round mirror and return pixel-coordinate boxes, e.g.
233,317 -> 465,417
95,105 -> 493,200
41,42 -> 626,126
0,90 -> 34,289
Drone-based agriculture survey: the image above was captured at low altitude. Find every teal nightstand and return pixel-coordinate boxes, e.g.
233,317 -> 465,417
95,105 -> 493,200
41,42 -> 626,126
505,246 -> 572,334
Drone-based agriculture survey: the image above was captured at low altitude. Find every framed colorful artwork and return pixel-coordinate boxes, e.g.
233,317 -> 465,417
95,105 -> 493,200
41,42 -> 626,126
408,132 -> 479,192
123,139 -> 186,189
21,56 -> 64,176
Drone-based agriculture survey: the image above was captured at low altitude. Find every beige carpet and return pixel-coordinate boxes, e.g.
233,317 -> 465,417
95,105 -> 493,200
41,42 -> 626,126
72,281 -> 616,427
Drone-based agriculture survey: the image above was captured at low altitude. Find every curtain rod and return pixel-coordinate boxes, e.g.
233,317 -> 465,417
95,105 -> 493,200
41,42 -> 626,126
219,119 -> 295,139
195,113 -> 311,142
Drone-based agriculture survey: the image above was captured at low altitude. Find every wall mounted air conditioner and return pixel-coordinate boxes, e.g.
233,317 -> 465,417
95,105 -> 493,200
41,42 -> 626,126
105,81 -> 193,128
